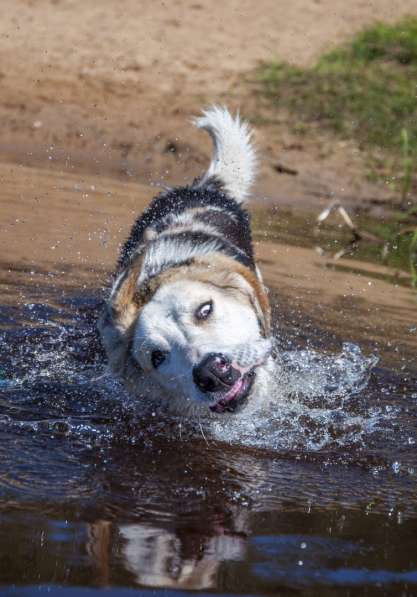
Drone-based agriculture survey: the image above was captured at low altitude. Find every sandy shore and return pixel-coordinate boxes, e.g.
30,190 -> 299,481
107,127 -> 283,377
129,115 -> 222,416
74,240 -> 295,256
1,1 -> 417,203
1,1 -> 416,367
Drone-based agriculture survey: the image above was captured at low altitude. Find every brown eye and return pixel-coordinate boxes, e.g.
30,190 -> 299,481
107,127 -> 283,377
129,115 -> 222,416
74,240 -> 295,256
151,350 -> 167,369
195,301 -> 213,321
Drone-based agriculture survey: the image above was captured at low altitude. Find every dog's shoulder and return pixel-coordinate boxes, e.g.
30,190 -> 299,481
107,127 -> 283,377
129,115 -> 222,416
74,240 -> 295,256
118,180 -> 255,274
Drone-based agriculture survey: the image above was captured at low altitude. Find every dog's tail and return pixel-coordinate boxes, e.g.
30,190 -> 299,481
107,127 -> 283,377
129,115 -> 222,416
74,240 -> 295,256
193,106 -> 257,203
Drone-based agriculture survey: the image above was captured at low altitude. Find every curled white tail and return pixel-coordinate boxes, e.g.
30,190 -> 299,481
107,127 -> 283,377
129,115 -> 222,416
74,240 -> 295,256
194,106 -> 257,203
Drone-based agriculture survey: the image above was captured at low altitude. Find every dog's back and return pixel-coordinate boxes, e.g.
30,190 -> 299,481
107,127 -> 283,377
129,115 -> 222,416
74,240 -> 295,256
118,107 -> 258,279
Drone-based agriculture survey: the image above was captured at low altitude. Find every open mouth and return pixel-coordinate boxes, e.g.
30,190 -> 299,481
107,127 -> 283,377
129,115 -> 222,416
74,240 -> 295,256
209,369 -> 256,414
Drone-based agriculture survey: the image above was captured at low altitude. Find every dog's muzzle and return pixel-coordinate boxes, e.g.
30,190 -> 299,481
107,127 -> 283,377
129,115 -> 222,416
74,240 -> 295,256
193,353 -> 256,414
193,353 -> 240,393
192,340 -> 272,414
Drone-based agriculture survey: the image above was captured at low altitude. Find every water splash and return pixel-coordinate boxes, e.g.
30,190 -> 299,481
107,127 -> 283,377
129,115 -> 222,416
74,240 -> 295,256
212,343 -> 381,451
0,305 -> 397,455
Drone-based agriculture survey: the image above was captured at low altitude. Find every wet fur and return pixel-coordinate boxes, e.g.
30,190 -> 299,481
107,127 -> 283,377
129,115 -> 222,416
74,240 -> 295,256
98,107 -> 271,416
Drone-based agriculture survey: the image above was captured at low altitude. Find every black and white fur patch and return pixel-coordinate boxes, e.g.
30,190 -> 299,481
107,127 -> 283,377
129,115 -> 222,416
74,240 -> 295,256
117,106 -> 258,286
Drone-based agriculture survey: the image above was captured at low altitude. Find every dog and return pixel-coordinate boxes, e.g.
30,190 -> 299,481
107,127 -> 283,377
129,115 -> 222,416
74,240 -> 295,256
98,107 -> 275,418
88,517 -> 247,589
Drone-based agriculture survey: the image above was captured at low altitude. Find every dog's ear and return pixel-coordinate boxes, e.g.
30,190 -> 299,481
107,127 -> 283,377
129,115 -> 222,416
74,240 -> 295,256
109,255 -> 144,328
226,268 -> 271,337
98,254 -> 144,375
189,255 -> 271,337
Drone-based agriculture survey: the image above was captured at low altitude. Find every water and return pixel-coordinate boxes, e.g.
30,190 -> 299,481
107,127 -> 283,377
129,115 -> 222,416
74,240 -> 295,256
1,163 -> 417,596
1,286 -> 416,596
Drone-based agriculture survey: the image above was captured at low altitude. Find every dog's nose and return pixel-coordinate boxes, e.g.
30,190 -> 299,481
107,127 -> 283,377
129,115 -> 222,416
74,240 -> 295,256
193,353 -> 240,393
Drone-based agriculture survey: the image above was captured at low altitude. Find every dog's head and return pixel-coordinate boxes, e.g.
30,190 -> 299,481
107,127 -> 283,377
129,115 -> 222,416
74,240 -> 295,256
99,254 -> 271,415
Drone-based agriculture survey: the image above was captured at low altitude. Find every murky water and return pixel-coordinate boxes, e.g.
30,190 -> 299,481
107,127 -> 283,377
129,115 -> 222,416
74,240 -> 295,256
1,163 -> 417,596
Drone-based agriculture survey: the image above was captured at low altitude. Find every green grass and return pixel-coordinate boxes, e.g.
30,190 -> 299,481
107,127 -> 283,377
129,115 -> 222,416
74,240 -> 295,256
253,207 -> 415,283
409,228 -> 417,286
257,17 -> 417,157
256,18 -> 417,290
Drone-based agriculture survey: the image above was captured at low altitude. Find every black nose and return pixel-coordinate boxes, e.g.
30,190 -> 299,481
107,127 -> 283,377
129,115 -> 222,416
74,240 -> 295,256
193,353 -> 240,393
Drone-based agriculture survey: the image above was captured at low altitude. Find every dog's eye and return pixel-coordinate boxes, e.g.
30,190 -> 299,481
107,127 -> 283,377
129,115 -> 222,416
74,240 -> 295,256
151,350 -> 167,369
195,300 -> 213,321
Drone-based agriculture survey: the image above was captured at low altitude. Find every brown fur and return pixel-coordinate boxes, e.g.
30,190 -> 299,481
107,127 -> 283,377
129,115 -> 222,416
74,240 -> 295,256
98,253 -> 144,376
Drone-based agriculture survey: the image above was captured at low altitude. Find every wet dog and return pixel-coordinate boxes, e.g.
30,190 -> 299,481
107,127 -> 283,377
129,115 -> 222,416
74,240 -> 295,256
99,107 -> 274,417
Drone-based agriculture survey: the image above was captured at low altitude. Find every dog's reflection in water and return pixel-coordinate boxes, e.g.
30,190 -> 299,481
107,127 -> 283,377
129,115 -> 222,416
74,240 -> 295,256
88,513 -> 247,589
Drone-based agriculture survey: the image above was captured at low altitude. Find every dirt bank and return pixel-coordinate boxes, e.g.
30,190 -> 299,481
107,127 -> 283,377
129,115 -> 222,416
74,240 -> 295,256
1,1 -> 416,370
1,161 -> 416,369
1,0 -> 417,206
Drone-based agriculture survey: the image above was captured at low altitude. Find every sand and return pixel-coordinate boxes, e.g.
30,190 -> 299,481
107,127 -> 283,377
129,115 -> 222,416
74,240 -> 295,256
1,1 -> 416,367
1,0 -> 416,201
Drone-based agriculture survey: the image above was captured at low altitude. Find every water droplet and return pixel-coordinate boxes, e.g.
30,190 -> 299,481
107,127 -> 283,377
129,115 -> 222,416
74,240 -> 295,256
392,461 -> 401,474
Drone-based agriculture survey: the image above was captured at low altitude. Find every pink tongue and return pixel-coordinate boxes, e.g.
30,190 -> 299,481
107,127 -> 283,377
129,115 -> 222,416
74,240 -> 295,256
222,377 -> 244,402
210,378 -> 244,413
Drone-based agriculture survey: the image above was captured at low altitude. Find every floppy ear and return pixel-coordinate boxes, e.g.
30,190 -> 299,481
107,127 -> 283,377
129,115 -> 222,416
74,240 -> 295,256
207,255 -> 271,337
225,268 -> 271,337
109,255 -> 144,327
98,254 -> 144,376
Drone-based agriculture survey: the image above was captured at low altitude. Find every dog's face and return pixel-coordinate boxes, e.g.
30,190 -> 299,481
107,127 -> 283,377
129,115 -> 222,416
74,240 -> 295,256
101,257 -> 271,415
133,278 -> 270,413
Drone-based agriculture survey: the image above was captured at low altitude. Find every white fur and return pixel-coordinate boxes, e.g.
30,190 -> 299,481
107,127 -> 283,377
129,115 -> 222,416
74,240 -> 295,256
194,106 -> 257,203
138,237 -> 222,284
132,279 -> 266,415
